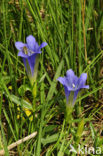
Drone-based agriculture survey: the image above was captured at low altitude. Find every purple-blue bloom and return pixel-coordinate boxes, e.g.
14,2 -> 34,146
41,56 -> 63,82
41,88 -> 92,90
15,35 -> 47,76
57,69 -> 89,106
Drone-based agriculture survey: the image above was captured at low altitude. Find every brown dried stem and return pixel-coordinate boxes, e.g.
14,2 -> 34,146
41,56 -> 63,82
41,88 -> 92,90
0,131 -> 37,155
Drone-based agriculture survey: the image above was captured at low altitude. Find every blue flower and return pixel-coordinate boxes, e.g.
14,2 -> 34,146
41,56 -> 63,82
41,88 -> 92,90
57,69 -> 89,106
15,35 -> 47,79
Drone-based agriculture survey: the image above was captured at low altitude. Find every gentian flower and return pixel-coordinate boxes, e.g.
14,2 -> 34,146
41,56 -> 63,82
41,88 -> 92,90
15,35 -> 47,85
57,69 -> 89,106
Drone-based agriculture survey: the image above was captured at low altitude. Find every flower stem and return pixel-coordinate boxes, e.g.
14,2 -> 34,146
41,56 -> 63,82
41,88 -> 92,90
32,81 -> 37,112
65,105 -> 73,124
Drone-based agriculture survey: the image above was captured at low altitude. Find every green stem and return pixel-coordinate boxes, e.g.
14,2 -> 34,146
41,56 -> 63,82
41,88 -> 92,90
65,105 -> 73,124
36,102 -> 44,156
32,81 -> 37,112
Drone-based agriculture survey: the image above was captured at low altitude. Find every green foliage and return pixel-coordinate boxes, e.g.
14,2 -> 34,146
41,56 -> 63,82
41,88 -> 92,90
0,0 -> 103,155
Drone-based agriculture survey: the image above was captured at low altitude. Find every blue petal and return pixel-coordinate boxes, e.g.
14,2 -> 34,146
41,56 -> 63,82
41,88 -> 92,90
22,58 -> 33,76
64,86 -> 70,103
57,77 -> 67,85
81,85 -> 89,89
27,53 -> 37,75
22,58 -> 27,71
18,51 -> 28,58
15,42 -> 26,50
77,73 -> 87,89
38,42 -> 47,50
26,35 -> 39,52
57,76 -> 76,91
66,69 -> 78,88
73,90 -> 79,105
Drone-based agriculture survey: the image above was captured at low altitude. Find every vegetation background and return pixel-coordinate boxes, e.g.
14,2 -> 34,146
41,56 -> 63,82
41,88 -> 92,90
0,0 -> 103,155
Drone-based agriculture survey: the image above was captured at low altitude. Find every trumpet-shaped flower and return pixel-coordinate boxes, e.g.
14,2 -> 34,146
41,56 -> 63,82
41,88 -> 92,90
15,35 -> 47,84
57,69 -> 89,106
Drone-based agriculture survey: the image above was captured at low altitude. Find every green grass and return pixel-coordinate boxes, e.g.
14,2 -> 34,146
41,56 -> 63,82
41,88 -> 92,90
0,0 -> 103,155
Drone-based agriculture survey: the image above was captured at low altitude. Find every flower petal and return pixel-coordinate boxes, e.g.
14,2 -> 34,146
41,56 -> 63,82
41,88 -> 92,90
66,69 -> 78,88
22,58 -> 27,71
57,77 -> 67,85
57,76 -> 76,91
64,86 -> 70,103
38,42 -> 47,50
81,85 -> 89,89
26,35 -> 39,51
15,42 -> 26,50
18,51 -> 28,58
27,53 -> 37,75
22,58 -> 32,76
78,73 -> 87,89
73,90 -> 79,105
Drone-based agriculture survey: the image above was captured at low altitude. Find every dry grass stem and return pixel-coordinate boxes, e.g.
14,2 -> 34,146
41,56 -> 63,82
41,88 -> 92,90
0,131 -> 37,155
